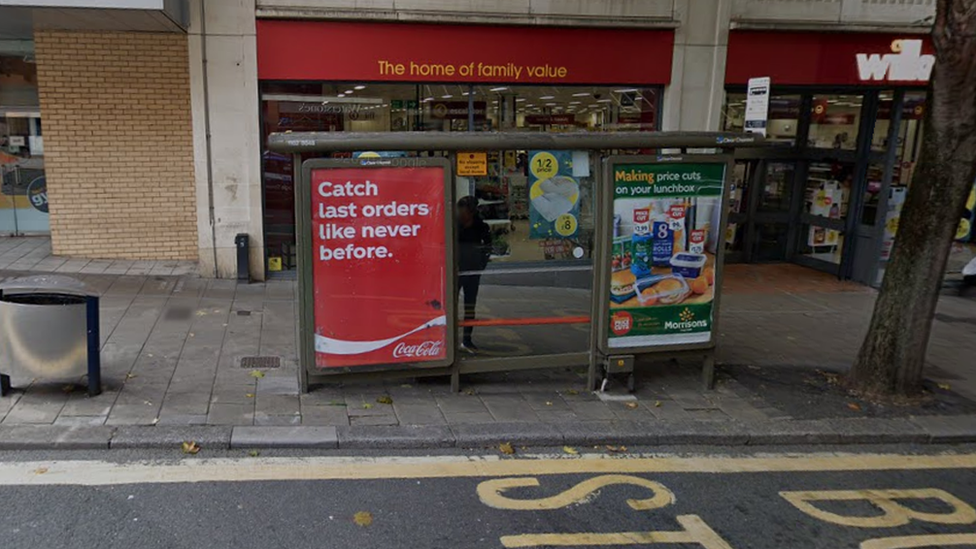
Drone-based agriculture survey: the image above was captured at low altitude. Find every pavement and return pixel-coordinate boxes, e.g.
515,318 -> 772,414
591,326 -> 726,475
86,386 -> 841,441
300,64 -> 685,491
0,236 -> 197,277
0,242 -> 975,450
1,445 -> 976,548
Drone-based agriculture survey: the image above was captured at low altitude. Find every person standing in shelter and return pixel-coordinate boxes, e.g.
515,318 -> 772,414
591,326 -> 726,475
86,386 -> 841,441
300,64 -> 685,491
456,196 -> 492,353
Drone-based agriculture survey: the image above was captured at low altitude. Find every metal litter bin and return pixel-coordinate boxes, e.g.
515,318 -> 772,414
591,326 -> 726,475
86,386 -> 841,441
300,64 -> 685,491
0,275 -> 101,397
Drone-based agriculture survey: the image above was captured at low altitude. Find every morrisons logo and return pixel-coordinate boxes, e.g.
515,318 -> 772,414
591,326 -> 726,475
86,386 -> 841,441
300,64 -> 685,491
664,319 -> 708,330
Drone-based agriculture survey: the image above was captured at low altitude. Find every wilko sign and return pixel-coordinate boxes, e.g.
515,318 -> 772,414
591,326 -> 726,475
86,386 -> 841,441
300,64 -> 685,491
726,31 -> 935,86
856,39 -> 934,82
308,162 -> 451,369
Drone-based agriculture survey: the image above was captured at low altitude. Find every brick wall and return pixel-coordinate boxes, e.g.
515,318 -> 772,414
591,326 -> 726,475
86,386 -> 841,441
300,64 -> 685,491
34,31 -> 198,261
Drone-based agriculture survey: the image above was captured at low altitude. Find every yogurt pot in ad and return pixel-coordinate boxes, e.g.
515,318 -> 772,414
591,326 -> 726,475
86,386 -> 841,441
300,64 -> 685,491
670,253 -> 707,279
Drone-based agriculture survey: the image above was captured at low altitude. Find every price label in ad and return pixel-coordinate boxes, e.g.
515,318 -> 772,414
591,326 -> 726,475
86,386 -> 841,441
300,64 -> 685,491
530,152 -> 559,180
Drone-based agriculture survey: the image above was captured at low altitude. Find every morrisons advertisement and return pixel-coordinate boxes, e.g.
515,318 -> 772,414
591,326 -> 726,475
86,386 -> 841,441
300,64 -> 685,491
608,162 -> 727,348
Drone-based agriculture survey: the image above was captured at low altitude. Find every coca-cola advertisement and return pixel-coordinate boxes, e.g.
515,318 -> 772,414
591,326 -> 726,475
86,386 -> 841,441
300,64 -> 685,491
311,165 -> 449,368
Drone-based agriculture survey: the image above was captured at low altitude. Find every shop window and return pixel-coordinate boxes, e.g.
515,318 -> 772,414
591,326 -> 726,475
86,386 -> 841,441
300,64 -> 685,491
1,54 -> 48,235
759,162 -> 794,212
722,92 -> 800,145
808,94 -> 863,150
872,91 -> 926,159
259,82 -> 662,272
798,222 -> 845,266
804,161 -> 853,220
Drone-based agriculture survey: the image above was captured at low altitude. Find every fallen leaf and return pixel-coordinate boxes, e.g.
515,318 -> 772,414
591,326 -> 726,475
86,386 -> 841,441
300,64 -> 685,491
566,389 -> 580,396
61,385 -> 74,394
362,403 -> 373,410
250,370 -> 265,379
34,467 -> 48,475
938,383 -> 951,391
464,388 -> 476,396
847,402 -> 862,412
400,384 -> 412,389
125,373 -> 137,380
545,401 -> 553,406
605,445 -> 628,454
654,401 -> 662,408
499,442 -> 515,455
181,441 -> 201,454
245,393 -> 255,398
376,395 -> 393,405
248,450 -> 260,458
624,402 -> 639,409
353,511 -> 373,527
563,446 -> 579,455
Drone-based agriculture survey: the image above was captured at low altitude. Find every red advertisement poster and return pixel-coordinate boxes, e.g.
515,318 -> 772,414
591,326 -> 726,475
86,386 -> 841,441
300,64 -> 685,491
311,166 -> 447,368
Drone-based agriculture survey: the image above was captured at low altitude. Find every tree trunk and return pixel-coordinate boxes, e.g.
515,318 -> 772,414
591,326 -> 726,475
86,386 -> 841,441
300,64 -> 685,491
850,0 -> 976,396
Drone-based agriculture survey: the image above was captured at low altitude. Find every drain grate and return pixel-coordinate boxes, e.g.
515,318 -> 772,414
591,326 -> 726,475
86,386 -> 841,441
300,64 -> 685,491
240,356 -> 280,369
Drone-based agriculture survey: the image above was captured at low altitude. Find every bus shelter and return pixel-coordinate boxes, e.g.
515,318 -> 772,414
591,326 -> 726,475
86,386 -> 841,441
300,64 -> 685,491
265,132 -> 766,392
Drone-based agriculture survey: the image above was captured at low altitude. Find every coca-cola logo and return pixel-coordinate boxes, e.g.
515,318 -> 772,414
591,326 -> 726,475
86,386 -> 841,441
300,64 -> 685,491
393,340 -> 444,359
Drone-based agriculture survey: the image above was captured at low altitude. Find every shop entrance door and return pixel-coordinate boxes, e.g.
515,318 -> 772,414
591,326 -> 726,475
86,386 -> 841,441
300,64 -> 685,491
726,152 -> 798,264
793,154 -> 857,274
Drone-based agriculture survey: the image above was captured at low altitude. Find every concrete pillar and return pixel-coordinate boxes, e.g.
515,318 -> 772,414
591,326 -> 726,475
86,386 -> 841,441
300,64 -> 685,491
662,0 -> 731,132
188,0 -> 264,279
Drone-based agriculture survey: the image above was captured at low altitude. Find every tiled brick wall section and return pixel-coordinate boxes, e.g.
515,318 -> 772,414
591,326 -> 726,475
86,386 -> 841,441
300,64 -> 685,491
34,31 -> 198,261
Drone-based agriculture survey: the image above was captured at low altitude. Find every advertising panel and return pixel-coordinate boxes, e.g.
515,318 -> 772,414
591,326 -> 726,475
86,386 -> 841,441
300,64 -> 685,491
309,165 -> 449,368
608,162 -> 726,348
528,150 -> 580,240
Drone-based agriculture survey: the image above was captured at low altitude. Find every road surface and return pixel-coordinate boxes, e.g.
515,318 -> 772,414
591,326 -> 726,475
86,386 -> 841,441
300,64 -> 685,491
1,445 -> 975,548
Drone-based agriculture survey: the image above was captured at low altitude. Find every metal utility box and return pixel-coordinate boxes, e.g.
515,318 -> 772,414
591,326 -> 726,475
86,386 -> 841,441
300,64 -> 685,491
0,275 -> 101,397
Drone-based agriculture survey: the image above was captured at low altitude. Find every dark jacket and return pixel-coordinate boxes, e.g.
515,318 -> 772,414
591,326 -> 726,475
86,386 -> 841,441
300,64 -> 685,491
458,218 -> 492,272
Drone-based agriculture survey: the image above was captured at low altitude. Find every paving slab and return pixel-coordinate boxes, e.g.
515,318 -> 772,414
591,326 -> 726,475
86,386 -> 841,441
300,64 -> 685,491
349,415 -> 398,426
910,414 -> 976,442
452,422 -> 564,448
337,425 -> 454,449
831,417 -> 929,444
0,425 -> 115,450
254,414 -> 302,426
746,419 -> 842,445
393,403 -> 447,425
300,405 -> 349,426
111,426 -> 232,449
556,421 -> 659,446
230,426 -> 338,449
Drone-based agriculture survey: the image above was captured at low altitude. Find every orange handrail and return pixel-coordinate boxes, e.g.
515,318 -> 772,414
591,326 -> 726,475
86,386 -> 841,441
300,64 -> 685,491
458,316 -> 591,327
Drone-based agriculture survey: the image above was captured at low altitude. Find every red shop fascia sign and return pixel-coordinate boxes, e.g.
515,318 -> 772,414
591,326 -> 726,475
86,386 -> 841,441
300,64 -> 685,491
257,20 -> 674,85
726,31 -> 935,87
